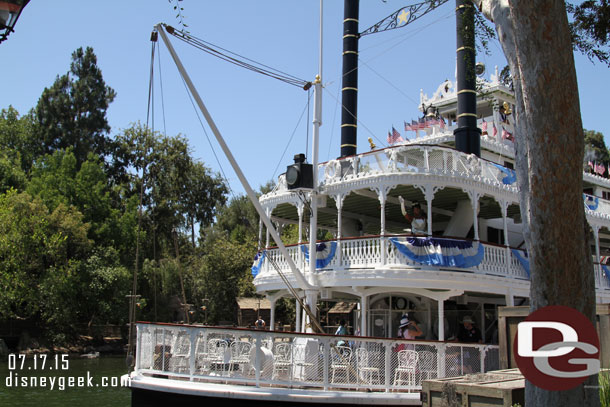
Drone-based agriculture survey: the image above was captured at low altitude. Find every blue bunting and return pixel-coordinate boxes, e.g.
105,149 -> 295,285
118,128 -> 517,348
511,249 -> 530,278
251,251 -> 265,277
389,237 -> 484,268
584,194 -> 599,211
491,163 -> 517,185
301,241 -> 337,269
602,265 -> 610,284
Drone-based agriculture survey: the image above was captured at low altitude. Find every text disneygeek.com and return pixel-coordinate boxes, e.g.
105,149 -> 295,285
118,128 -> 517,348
5,371 -> 131,391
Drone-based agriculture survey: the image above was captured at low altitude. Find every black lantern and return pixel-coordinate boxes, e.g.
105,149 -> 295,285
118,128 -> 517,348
286,153 -> 313,190
0,0 -> 30,44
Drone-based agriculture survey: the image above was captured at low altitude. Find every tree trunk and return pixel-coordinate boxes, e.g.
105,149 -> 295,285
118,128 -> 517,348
477,1 -> 598,405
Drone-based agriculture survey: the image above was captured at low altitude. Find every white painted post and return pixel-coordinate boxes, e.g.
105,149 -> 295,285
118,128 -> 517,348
505,289 -> 514,306
296,299 -> 302,333
135,324 -> 142,372
360,295 -> 368,336
189,328 -> 196,380
336,195 -> 343,266
255,332 -> 262,387
378,190 -> 387,265
472,192 -> 479,240
258,218 -> 263,251
384,342 -> 392,392
270,298 -> 276,331
438,299 -> 445,341
323,337 -> 330,390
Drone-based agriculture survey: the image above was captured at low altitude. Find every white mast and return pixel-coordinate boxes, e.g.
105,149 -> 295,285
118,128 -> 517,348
304,0 -> 324,333
155,24 -> 314,292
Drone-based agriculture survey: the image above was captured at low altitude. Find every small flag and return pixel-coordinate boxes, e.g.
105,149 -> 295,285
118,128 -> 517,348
588,161 -> 594,170
387,126 -> 404,145
502,128 -> 513,141
418,117 -> 426,130
481,120 -> 488,135
439,116 -> 446,129
492,123 -> 498,138
404,120 -> 412,132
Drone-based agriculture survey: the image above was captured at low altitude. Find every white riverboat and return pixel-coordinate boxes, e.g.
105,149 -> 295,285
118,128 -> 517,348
126,3 -> 610,406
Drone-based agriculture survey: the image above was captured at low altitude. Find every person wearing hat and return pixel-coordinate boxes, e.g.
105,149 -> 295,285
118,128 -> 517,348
398,196 -> 427,234
397,313 -> 422,341
457,315 -> 482,343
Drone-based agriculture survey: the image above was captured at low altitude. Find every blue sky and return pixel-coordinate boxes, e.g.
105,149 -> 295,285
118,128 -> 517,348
1,1 -> 608,196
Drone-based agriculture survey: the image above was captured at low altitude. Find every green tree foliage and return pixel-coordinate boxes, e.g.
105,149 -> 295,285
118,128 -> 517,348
0,106 -> 39,173
35,47 -> 116,166
0,190 -> 91,322
567,1 -> 610,65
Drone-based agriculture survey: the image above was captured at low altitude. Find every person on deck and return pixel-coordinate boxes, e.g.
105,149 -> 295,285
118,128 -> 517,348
397,314 -> 422,340
457,316 -> 482,343
255,316 -> 266,330
335,319 -> 348,347
398,196 -> 427,234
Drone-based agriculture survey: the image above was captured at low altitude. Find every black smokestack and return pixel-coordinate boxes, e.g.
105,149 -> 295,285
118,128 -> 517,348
454,0 -> 481,156
340,0 -> 359,158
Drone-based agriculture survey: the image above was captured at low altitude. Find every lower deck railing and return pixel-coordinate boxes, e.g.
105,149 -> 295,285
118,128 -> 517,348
135,323 -> 499,393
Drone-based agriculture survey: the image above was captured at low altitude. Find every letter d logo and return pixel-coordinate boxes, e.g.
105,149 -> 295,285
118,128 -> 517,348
517,321 -> 577,357
513,305 -> 600,391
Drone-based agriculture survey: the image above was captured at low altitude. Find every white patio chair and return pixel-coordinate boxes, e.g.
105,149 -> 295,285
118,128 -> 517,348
330,346 -> 353,384
355,348 -> 381,385
419,350 -> 437,381
197,338 -> 228,376
393,350 -> 418,390
229,340 -> 252,375
272,343 -> 293,380
169,331 -> 191,373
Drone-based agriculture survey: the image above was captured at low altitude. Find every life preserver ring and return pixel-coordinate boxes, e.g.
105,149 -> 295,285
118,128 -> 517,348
324,160 -> 340,180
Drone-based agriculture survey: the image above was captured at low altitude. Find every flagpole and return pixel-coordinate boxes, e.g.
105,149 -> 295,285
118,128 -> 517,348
304,0 -> 324,333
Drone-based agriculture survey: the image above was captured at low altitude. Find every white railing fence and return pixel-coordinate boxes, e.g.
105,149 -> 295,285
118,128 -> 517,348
136,323 -> 499,393
260,237 -> 530,281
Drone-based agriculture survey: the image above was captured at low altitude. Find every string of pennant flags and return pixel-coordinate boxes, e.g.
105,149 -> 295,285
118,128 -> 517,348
588,161 -> 607,176
387,116 -> 515,146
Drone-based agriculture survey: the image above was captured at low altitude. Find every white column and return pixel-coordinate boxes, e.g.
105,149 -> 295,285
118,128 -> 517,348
305,290 -> 318,333
377,188 -> 387,265
501,200 -> 511,275
426,299 -> 432,339
269,298 -> 276,331
335,194 -> 345,266
480,303 -> 486,343
296,298 -> 302,333
265,207 -> 271,249
467,190 -> 480,240
593,225 -> 601,262
360,294 -> 368,336
424,186 -> 434,236
438,299 -> 445,341
505,289 -> 514,306
297,203 -> 304,244
258,218 -> 263,251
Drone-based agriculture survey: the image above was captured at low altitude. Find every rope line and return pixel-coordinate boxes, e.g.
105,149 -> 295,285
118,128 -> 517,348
166,25 -> 309,89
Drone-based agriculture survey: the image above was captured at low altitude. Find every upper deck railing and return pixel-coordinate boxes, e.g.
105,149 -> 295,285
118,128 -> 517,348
254,235 -> 610,291
134,322 -> 499,393
270,144 -> 517,195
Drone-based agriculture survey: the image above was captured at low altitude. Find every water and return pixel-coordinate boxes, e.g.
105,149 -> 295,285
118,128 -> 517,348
0,355 -> 131,407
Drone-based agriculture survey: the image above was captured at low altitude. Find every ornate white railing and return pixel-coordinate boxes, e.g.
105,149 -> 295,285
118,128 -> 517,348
258,236 -> 530,281
257,236 -> 610,291
269,145 -> 517,193
134,323 -> 499,393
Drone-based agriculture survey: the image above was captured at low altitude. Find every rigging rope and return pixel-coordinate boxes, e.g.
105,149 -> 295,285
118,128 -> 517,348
165,24 -> 309,89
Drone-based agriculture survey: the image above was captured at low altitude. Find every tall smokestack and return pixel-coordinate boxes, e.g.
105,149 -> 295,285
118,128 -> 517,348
454,0 -> 481,156
340,0 -> 359,158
